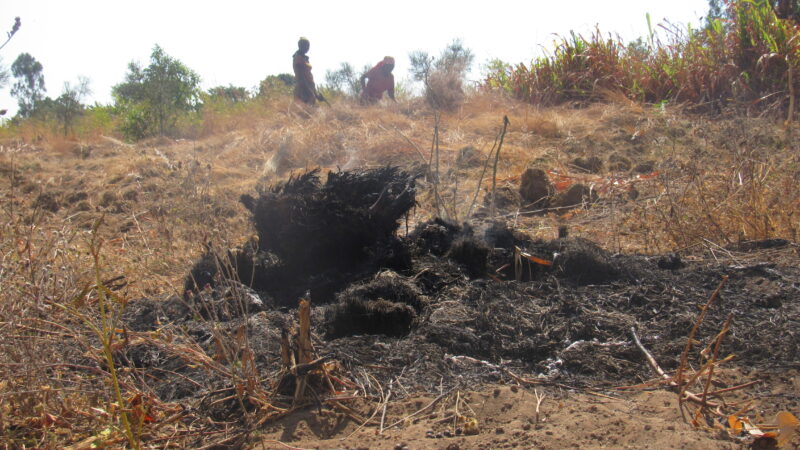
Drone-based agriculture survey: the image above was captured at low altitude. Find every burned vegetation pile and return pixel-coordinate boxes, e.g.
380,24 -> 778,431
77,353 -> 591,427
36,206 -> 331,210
120,166 -> 799,417
187,167 -> 416,306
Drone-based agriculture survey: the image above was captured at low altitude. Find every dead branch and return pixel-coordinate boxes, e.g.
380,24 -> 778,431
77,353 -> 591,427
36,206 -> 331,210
378,380 -> 393,434
630,326 -> 669,379
701,314 -> 733,406
630,327 -> 723,410
534,389 -> 546,426
384,392 -> 449,430
677,276 -> 728,416
704,381 -> 760,398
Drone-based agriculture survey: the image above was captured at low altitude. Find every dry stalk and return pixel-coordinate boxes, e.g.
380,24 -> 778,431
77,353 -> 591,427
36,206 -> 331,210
534,388 -> 546,426
700,313 -> 733,407
630,327 -> 723,410
452,390 -> 461,435
430,112 -> 441,217
292,299 -> 312,406
384,392 -> 449,430
703,381 -> 760,398
378,380 -> 393,434
342,400 -> 382,440
676,276 -> 728,415
490,116 -> 510,219
466,131 -> 500,219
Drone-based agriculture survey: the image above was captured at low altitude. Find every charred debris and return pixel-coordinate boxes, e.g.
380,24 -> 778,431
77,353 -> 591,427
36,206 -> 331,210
185,167 -> 642,338
118,165 -> 798,398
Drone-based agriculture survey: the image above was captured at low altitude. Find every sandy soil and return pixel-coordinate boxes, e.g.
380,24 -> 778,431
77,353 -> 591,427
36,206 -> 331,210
258,382 -> 791,449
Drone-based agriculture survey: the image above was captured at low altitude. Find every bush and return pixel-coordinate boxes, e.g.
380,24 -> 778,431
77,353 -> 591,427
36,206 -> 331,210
113,45 -> 201,140
409,39 -> 474,111
258,74 -> 294,98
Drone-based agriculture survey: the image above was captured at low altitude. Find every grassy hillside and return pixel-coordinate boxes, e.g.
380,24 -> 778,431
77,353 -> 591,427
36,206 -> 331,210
1,1 -> 800,445
2,91 -> 798,445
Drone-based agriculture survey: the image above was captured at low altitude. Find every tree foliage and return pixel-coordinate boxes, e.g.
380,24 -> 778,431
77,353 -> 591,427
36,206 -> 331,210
207,85 -> 250,103
53,77 -> 92,135
10,52 -> 45,118
258,74 -> 294,98
0,57 -> 8,91
324,62 -> 367,98
112,45 -> 200,140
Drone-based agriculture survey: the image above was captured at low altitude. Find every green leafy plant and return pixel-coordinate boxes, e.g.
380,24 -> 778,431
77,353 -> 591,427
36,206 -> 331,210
113,45 -> 201,140
53,218 -> 141,449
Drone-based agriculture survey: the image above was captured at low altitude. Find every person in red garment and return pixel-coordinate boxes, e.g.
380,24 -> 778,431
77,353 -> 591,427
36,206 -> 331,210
360,56 -> 396,104
293,37 -> 325,105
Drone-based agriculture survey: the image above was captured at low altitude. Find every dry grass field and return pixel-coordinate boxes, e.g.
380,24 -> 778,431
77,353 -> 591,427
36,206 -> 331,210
1,91 -> 799,448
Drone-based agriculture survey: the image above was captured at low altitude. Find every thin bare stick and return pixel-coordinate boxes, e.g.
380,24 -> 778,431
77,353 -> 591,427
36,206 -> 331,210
429,113 -> 441,217
676,276 -> 728,415
631,326 -> 668,379
534,389 -> 546,426
342,401 -> 382,440
329,400 -> 367,423
452,391 -> 461,435
384,392 -> 448,430
630,328 -> 723,409
787,63 -> 795,142
701,314 -> 733,406
466,132 -> 500,219
704,381 -> 760,398
379,380 -> 393,434
490,116 -> 511,219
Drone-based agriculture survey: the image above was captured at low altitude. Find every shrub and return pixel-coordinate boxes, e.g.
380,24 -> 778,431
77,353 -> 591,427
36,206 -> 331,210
113,45 -> 201,140
409,39 -> 474,111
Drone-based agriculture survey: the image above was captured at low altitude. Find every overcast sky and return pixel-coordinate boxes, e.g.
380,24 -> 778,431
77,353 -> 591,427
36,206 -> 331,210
0,1 -> 708,116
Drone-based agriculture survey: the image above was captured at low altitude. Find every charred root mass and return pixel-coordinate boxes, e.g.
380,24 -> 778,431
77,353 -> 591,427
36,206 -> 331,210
325,271 -> 427,338
187,167 -> 416,306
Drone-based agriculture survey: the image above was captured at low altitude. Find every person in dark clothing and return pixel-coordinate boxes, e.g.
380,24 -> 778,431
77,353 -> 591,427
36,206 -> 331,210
293,37 -> 325,105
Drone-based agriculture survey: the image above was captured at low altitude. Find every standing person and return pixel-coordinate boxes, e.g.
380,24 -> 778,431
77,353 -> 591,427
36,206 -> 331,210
293,37 -> 325,105
360,56 -> 396,104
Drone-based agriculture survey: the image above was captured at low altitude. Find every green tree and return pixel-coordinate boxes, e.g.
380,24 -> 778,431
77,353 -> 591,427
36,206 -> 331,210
10,52 -> 45,118
51,76 -> 91,135
324,62 -> 368,98
257,73 -> 294,97
30,77 -> 91,135
112,45 -> 200,139
207,85 -> 249,102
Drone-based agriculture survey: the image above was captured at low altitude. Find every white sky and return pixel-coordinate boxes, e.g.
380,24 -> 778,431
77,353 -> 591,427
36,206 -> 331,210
0,1 -> 708,116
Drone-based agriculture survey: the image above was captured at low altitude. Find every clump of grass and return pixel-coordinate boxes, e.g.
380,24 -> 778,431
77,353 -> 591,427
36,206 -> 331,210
485,1 -> 800,115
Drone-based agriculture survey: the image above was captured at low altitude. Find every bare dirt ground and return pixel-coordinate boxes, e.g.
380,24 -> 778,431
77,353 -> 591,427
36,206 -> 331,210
1,96 -> 799,448
259,386 -> 756,449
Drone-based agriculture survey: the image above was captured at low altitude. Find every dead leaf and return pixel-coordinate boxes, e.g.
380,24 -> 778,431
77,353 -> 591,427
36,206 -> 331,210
728,415 -> 743,435
777,411 -> 799,448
